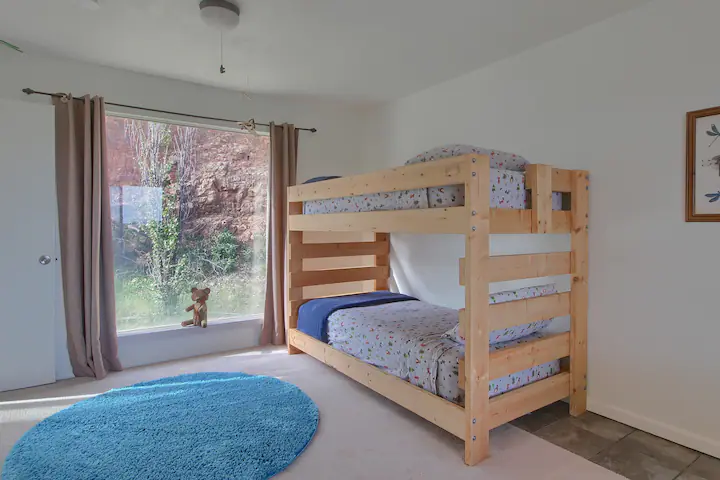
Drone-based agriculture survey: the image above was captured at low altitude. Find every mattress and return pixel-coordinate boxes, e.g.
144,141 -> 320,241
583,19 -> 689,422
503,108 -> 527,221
323,287 -> 562,405
303,168 -> 564,214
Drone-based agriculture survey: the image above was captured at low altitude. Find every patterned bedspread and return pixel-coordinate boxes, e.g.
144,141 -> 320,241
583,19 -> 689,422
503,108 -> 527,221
326,286 -> 562,405
303,145 -> 563,215
303,168 -> 563,214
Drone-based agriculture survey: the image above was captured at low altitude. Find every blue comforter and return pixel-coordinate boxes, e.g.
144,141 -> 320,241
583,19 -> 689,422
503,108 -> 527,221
297,291 -> 417,342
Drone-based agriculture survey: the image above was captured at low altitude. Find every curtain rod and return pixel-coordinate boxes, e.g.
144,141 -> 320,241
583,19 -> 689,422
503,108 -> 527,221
21,88 -> 318,133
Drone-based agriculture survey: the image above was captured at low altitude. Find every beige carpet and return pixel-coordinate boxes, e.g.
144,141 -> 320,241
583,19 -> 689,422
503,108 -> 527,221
0,347 -> 621,479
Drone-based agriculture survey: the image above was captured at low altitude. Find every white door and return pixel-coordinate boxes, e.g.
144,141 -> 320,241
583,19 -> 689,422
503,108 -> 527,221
0,98 -> 57,391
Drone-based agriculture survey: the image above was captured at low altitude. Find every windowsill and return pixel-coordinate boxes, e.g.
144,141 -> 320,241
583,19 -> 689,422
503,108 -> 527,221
118,314 -> 262,338
116,314 -> 263,370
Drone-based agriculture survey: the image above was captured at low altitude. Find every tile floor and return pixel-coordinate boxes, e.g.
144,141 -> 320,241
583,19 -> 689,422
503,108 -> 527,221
511,402 -> 720,480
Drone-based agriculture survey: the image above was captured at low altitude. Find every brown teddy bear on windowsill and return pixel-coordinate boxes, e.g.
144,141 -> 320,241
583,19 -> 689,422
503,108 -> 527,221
181,287 -> 211,328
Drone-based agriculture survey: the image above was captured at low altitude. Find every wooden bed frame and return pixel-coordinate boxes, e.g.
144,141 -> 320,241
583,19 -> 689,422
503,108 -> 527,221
285,154 -> 589,465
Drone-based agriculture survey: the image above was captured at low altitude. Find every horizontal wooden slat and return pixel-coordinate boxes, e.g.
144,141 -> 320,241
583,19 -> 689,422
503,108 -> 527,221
458,332 -> 569,389
490,253 -> 571,282
289,282 -> 374,301
289,208 -> 467,234
304,255 -> 375,271
552,168 -> 573,193
290,266 -> 389,288
288,272 -> 394,321
302,231 -> 376,243
289,160 -> 570,203
489,332 -> 570,379
489,209 -> 571,234
489,209 -> 533,234
488,372 -> 570,428
460,294 -> 569,338
489,292 -> 570,331
289,155 -> 475,202
291,241 -> 389,259
460,253 -> 571,285
290,208 -> 570,235
289,329 -> 465,438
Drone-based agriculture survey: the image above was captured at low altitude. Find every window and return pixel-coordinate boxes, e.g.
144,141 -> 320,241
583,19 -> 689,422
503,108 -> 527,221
106,115 -> 268,332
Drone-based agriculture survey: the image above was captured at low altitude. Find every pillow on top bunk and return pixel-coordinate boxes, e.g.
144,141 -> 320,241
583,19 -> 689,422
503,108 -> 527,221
443,284 -> 558,346
405,144 -> 528,172
303,176 -> 341,184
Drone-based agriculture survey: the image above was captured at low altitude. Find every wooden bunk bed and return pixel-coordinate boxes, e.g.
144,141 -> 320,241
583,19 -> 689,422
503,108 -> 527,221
285,154 -> 589,465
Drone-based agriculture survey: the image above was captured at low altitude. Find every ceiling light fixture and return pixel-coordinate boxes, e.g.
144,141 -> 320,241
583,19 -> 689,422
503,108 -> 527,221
199,0 -> 240,75
199,0 -> 240,31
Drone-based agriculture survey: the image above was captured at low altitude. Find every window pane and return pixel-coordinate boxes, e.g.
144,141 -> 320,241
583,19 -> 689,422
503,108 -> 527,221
106,116 -> 268,332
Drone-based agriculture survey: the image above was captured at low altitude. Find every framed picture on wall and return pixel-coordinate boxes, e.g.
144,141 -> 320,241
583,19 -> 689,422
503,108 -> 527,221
687,105 -> 720,221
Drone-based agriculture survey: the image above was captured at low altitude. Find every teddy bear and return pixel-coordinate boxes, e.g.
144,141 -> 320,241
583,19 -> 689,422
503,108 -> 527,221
181,287 -> 211,328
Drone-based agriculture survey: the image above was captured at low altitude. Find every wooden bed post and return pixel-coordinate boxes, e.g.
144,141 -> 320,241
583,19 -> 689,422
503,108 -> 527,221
569,170 -> 589,415
526,164 -> 553,233
287,202 -> 304,355
464,154 -> 491,465
374,233 -> 390,291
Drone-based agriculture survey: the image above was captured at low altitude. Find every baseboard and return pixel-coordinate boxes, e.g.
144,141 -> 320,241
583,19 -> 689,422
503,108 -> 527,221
588,398 -> 720,458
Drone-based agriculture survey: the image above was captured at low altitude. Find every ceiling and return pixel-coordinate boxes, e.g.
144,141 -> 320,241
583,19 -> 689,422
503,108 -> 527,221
0,0 -> 650,102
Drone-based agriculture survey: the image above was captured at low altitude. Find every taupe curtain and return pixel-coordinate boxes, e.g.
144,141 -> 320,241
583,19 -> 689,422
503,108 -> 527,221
261,123 -> 298,345
54,95 -> 122,379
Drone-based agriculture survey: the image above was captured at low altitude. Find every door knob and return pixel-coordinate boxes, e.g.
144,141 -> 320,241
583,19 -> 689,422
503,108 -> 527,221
38,255 -> 52,265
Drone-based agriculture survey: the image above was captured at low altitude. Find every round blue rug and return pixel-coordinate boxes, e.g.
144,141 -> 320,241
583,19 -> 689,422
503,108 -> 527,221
2,372 -> 319,480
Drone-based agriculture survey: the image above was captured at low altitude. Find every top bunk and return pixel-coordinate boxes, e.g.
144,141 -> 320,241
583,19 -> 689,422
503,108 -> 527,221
287,148 -> 587,235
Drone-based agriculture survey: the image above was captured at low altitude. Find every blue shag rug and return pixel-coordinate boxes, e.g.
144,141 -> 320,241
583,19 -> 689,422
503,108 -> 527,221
2,372 -> 319,480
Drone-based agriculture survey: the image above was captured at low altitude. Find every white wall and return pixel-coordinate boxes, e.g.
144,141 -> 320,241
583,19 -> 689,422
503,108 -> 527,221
372,0 -> 720,457
0,49 -> 376,380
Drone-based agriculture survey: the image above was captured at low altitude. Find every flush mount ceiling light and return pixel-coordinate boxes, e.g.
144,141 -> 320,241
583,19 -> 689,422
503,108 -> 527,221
199,0 -> 240,74
199,0 -> 240,31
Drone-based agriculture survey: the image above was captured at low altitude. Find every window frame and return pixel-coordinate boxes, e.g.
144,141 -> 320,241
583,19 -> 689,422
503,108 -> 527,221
106,109 -> 269,334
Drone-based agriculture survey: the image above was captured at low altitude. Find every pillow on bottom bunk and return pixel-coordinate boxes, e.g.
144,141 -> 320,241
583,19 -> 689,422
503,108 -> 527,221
443,284 -> 558,345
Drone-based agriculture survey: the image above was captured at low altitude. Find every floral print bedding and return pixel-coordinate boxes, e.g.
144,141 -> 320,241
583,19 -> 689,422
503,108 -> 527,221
303,168 -> 563,214
303,144 -> 563,214
326,285 -> 561,405
443,284 -> 558,345
438,335 -> 560,404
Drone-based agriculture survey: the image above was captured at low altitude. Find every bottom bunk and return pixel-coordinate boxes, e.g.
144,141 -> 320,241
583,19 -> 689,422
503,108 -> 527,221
288,287 -> 572,439
288,328 -> 570,438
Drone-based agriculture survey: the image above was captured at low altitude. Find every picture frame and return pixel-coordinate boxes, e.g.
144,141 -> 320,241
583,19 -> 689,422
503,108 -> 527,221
686,105 -> 720,222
